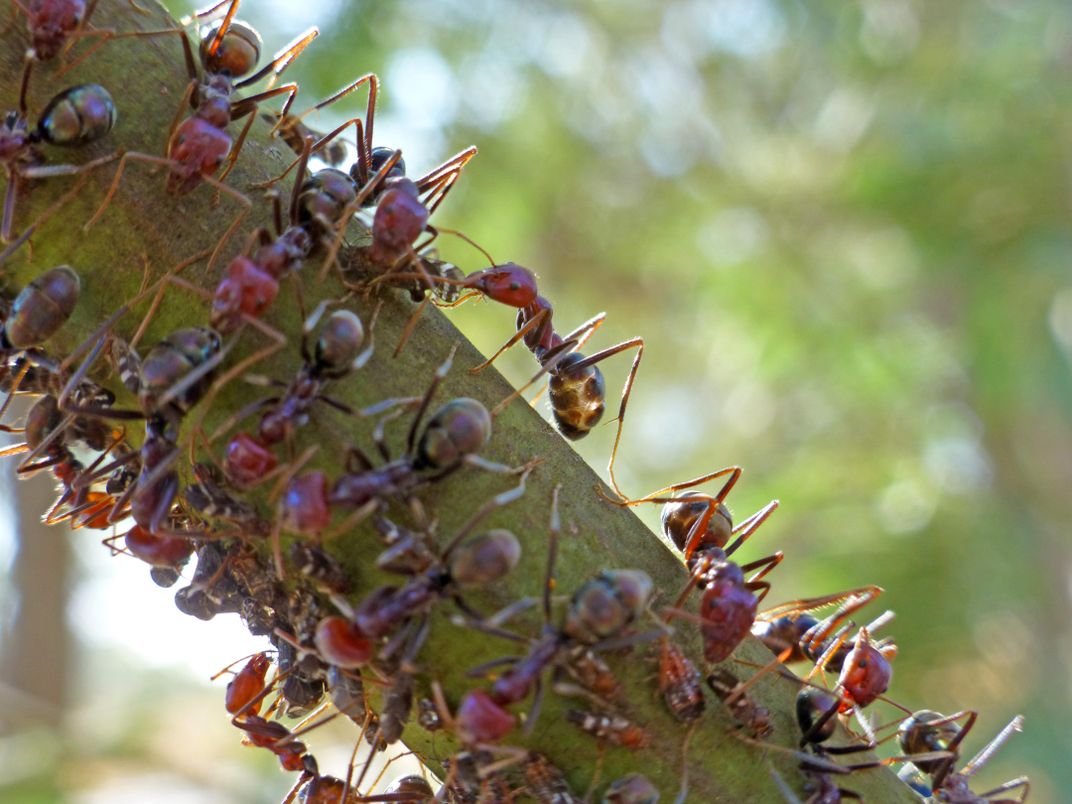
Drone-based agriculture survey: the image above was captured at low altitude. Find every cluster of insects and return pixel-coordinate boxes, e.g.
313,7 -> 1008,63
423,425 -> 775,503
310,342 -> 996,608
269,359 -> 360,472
0,0 -> 1031,801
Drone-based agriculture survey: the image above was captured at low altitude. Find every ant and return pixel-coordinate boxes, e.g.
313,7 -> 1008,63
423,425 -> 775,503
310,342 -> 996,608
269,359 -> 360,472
278,343 -> 531,543
897,710 -> 1028,802
463,486 -> 654,732
207,300 -> 379,491
753,585 -> 897,681
1,80 -> 118,241
344,468 -> 530,659
596,465 -> 781,665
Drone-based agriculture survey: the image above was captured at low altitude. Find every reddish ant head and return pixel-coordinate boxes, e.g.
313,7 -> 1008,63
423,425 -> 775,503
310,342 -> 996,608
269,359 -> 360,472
281,471 -> 331,534
796,687 -> 839,745
27,0 -> 84,60
548,352 -> 605,440
5,265 -> 80,349
167,116 -> 233,194
224,652 -> 270,715
415,398 -> 492,471
297,168 -> 358,239
199,19 -> 262,77
898,710 -> 961,774
314,615 -> 372,668
697,562 -> 758,663
464,263 -> 539,309
836,631 -> 892,710
455,689 -> 516,744
603,773 -> 660,804
448,529 -> 521,586
211,256 -> 279,334
124,525 -> 195,568
37,84 -> 116,147
661,492 -> 733,556
371,183 -> 430,262
562,569 -> 653,643
139,327 -> 222,414
314,310 -> 364,372
224,432 -> 277,488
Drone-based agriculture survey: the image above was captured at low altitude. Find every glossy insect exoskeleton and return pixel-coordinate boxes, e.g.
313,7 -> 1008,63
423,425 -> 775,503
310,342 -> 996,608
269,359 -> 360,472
897,710 -> 1029,803
1,84 -> 116,241
2,265 -> 80,350
223,652 -> 271,716
656,639 -> 705,723
383,775 -> 435,801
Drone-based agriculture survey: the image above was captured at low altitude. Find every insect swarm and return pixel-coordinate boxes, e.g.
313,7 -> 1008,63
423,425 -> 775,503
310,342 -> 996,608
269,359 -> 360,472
0,3 -> 1026,803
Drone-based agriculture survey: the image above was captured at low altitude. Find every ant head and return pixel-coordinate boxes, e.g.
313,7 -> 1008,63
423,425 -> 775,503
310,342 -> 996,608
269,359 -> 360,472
448,529 -> 521,587
836,630 -> 892,710
661,492 -> 733,555
455,689 -> 515,744
562,569 -> 653,643
314,310 -> 364,372
416,397 -> 492,470
200,19 -> 262,78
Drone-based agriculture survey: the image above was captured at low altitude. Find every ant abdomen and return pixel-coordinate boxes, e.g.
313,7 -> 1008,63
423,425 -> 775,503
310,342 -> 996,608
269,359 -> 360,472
548,352 -> 605,440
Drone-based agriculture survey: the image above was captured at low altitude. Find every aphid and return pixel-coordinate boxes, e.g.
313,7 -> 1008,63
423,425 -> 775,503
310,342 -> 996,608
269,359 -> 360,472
705,668 -> 773,739
0,83 -> 117,241
522,752 -> 578,804
655,639 -> 705,723
897,710 -> 1029,803
566,710 -> 649,749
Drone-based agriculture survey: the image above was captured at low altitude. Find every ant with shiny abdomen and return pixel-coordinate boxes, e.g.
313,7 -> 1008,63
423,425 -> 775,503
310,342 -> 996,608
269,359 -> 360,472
460,486 -> 654,734
1,80 -> 118,242
897,710 -> 1028,802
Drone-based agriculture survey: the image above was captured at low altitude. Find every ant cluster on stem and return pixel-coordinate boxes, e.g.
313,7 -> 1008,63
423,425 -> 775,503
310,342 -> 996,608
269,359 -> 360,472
0,1 -> 1030,801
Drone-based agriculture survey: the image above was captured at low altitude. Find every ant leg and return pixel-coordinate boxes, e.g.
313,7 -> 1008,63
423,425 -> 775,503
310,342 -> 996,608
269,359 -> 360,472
489,315 -> 608,417
1,174 -> 20,244
254,116 -> 352,191
413,146 -> 478,213
974,777 -> 1030,803
439,465 -> 534,557
598,464 -> 743,509
290,72 -> 378,161
953,714 -> 1023,785
798,586 -> 884,659
721,647 -> 795,708
234,27 -> 319,90
83,150 -> 180,232
741,550 -> 783,585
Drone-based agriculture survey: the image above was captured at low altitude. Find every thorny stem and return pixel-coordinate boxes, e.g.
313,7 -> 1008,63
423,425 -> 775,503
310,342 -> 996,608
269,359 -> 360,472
0,3 -> 917,801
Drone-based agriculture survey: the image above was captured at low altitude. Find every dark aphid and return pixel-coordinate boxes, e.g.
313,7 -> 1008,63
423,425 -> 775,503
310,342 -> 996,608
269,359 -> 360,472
36,84 -> 116,147
133,327 -> 223,417
413,397 -> 491,470
3,265 -> 80,349
562,569 -> 652,644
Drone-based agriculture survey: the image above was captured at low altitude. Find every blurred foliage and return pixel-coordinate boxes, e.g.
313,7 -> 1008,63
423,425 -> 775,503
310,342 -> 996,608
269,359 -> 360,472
3,0 -> 1068,800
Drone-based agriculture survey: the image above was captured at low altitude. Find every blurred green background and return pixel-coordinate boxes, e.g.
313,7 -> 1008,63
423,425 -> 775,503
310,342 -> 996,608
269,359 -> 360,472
1,0 -> 1068,801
